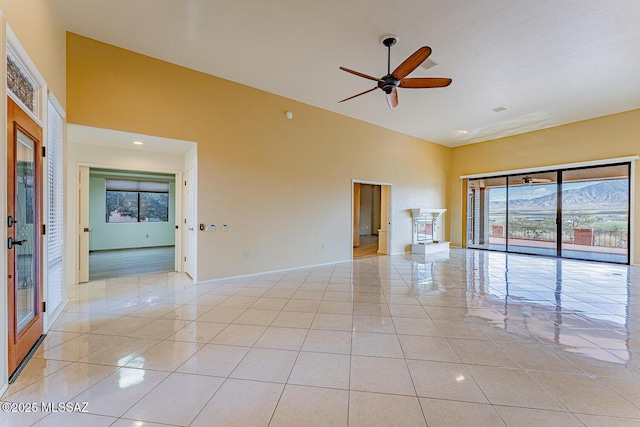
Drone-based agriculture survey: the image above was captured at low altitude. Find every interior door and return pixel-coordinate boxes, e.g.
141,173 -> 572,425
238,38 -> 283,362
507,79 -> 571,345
378,185 -> 390,254
7,97 -> 44,376
353,183 -> 360,249
185,167 -> 195,279
78,166 -> 90,283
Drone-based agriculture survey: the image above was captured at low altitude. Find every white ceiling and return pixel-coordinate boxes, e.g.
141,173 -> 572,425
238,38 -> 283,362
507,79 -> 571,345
68,124 -> 195,155
56,0 -> 640,147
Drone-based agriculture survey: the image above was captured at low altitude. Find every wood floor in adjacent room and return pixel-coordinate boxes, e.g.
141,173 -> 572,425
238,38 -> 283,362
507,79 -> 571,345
353,234 -> 381,259
89,246 -> 175,280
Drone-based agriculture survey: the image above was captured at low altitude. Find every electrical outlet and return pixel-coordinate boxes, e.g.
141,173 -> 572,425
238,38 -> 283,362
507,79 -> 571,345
243,251 -> 250,258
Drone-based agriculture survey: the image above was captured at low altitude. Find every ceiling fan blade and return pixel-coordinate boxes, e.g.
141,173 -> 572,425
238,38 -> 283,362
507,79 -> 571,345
339,67 -> 382,82
339,87 -> 378,103
386,88 -> 398,109
391,46 -> 432,80
400,77 -> 452,89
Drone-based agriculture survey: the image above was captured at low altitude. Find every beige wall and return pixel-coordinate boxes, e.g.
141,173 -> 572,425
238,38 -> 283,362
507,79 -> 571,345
67,33 -> 450,280
0,0 -> 66,394
449,109 -> 640,263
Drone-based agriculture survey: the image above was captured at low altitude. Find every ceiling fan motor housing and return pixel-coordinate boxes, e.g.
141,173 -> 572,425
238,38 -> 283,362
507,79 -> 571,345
378,75 -> 400,93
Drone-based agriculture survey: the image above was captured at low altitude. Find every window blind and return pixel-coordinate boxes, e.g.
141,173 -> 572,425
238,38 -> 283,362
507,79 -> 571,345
105,179 -> 169,193
47,97 -> 64,314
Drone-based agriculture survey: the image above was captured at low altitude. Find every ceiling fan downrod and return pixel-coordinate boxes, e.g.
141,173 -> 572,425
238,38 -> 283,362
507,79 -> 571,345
379,36 -> 399,95
381,35 -> 397,76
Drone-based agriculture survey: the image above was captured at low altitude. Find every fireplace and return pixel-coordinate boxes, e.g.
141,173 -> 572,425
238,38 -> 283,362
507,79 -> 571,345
410,209 -> 449,255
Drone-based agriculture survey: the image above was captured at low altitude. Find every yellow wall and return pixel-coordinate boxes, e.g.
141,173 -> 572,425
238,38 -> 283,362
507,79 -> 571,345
67,33 -> 450,280
0,0 -> 66,106
449,109 -> 640,263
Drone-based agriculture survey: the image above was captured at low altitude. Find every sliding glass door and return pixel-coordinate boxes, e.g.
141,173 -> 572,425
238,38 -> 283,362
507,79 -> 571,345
467,177 -> 507,251
507,172 -> 558,256
467,163 -> 630,264
561,164 -> 629,263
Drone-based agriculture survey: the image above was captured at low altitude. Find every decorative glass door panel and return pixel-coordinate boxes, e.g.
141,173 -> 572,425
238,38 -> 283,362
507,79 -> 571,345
15,129 -> 37,333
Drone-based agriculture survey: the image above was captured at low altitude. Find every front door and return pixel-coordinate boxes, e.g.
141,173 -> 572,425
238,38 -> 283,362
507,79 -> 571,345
7,97 -> 44,376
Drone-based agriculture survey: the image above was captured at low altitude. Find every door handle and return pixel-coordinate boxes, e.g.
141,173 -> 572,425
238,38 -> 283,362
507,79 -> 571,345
8,237 -> 26,249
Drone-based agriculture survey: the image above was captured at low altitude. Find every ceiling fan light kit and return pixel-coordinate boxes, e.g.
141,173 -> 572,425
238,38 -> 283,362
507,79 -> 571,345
522,176 -> 552,185
339,34 -> 452,109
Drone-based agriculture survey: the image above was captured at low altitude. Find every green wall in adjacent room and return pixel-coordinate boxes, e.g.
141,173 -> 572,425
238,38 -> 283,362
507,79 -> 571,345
89,171 -> 176,250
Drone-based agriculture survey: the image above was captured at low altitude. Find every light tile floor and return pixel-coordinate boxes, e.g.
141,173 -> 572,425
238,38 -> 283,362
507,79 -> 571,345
2,249 -> 640,426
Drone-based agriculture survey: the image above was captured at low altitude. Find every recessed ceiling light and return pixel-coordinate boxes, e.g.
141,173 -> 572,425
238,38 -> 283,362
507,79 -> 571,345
457,130 -> 468,134
133,141 -> 144,145
493,106 -> 506,112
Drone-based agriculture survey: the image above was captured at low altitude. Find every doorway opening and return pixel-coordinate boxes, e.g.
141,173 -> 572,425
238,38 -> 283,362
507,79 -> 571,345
86,169 -> 177,280
353,181 -> 391,259
77,166 -> 183,282
69,125 -> 197,284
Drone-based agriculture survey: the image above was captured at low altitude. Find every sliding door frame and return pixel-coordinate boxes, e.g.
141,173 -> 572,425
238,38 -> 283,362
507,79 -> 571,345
465,160 -> 633,264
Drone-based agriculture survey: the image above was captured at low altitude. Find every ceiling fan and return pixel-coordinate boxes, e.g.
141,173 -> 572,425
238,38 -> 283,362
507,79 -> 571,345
522,176 -> 552,185
339,35 -> 452,109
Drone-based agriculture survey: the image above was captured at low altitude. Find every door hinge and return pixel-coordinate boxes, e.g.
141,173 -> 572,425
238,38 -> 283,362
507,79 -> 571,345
42,224 -> 46,235
185,181 -> 187,186
184,257 -> 187,262
42,301 -> 46,313
184,219 -> 187,224
42,146 -> 46,157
